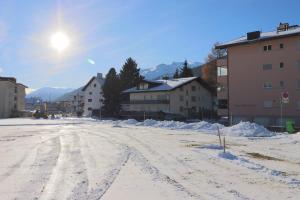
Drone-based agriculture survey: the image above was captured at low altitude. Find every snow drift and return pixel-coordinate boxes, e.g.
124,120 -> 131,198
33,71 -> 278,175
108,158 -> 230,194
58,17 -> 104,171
221,121 -> 274,137
120,119 -> 274,137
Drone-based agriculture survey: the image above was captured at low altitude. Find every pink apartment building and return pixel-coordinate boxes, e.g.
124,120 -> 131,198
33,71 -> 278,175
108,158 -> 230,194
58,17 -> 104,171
216,23 -> 300,127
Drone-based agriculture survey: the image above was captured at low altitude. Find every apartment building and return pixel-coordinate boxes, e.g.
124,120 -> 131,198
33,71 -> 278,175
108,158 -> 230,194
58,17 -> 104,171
82,73 -> 105,117
215,23 -> 300,127
0,77 -> 27,118
121,77 -> 213,119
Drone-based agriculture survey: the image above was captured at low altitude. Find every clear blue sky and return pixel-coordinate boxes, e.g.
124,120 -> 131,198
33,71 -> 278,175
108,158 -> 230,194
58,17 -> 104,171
0,0 -> 299,89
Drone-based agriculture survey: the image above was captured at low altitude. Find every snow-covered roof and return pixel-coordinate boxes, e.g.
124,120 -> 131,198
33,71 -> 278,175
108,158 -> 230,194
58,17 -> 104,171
123,77 -> 210,93
216,25 -> 300,49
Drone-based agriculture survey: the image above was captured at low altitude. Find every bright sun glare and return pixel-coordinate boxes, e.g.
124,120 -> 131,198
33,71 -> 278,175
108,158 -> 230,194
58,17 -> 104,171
50,31 -> 70,53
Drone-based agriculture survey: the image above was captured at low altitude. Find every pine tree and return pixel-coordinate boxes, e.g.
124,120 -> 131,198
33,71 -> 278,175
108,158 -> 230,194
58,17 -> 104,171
180,60 -> 193,78
119,57 -> 144,90
102,68 -> 121,116
173,68 -> 180,78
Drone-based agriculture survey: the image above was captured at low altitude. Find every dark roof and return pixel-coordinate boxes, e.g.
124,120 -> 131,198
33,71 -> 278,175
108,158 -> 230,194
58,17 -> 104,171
17,83 -> 28,88
0,76 -> 16,83
82,76 -> 96,91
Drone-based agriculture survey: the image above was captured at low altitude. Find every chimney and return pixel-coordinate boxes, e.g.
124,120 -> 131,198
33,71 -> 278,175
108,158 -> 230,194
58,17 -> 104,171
247,31 -> 261,40
277,22 -> 289,32
97,73 -> 103,80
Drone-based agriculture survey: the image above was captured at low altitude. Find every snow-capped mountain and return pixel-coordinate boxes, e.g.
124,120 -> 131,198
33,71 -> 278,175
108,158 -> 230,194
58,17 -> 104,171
26,87 -> 74,102
141,61 -> 202,80
55,87 -> 84,102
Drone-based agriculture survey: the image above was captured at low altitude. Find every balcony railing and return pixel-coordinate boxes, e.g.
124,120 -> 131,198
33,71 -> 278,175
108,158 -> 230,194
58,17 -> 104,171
122,99 -> 170,105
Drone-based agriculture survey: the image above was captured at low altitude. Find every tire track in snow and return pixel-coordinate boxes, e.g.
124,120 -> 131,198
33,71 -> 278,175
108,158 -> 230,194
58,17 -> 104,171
83,128 -> 203,200
0,135 -> 60,183
113,129 -> 252,200
39,132 -> 89,200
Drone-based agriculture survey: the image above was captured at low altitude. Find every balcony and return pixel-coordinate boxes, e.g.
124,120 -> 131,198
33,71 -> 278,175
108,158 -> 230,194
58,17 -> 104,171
122,99 -> 170,105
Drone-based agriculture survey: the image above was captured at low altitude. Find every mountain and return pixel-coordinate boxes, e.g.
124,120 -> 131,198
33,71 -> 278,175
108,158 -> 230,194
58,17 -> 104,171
26,87 -> 74,102
55,87 -> 84,102
141,61 -> 202,80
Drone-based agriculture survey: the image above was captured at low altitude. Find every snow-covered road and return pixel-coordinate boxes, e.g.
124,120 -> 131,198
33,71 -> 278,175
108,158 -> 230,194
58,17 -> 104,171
0,118 -> 299,200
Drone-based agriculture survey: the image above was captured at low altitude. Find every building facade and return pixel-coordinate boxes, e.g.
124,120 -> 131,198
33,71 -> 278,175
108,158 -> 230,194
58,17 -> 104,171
0,77 -> 27,118
216,23 -> 300,127
122,77 -> 213,119
82,73 -> 105,117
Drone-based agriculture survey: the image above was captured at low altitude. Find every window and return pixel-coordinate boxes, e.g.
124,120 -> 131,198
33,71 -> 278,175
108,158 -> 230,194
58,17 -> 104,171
263,101 -> 273,108
279,62 -> 284,69
88,99 -> 92,102
297,60 -> 300,69
180,87 -> 183,91
217,66 -> 228,76
186,90 -> 189,95
89,92 -> 92,95
14,96 -> 17,101
263,64 -> 272,70
179,95 -> 184,101
74,96 -> 77,100
218,99 -> 228,109
94,84 -> 97,87
263,45 -> 272,51
180,106 -> 183,112
298,101 -> 300,110
14,86 -> 17,93
191,86 -> 196,91
263,82 -> 272,89
298,80 -> 300,89
191,96 -> 196,102
139,83 -> 148,90
88,107 -> 92,111
280,43 -> 284,49
14,104 -> 17,110
191,106 -> 196,112
297,41 -> 300,50
217,85 -> 225,92
279,81 -> 285,88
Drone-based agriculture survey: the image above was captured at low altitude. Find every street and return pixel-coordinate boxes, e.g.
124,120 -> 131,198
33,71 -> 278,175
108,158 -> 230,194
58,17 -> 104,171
0,118 -> 299,200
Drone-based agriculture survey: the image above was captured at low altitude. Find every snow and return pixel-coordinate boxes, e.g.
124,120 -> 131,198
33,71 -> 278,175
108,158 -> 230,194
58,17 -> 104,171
0,118 -> 299,200
140,62 -> 202,80
119,119 -> 275,137
221,121 -> 274,137
124,77 -> 199,93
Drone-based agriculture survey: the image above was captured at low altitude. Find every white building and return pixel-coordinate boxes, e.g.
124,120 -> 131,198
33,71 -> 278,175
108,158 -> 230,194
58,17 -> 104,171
82,73 -> 105,117
122,77 -> 213,119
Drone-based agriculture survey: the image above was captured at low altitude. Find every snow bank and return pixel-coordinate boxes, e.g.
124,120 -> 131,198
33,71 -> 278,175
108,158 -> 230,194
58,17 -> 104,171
136,119 -> 225,133
221,122 -> 274,137
118,119 -> 276,137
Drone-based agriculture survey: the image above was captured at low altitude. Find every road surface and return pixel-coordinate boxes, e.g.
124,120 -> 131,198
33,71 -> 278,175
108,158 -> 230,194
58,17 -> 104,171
0,118 -> 299,200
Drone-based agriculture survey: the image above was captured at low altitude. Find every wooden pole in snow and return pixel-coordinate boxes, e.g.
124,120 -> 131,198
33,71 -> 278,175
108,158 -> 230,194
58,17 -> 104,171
217,126 -> 222,147
223,137 -> 226,153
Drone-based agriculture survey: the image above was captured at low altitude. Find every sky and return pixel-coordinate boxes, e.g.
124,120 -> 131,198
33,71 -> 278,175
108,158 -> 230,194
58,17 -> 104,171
0,0 -> 299,89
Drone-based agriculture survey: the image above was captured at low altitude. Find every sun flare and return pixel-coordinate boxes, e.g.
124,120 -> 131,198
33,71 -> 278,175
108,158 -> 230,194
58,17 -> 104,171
50,31 -> 70,53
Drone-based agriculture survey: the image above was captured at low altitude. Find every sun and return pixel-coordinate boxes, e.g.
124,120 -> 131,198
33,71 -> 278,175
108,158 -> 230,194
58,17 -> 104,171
50,31 -> 70,53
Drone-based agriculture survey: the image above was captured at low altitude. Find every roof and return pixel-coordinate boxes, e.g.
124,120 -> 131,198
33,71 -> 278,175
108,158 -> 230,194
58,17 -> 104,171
216,25 -> 300,49
82,76 -> 105,91
0,77 -> 27,88
0,76 -> 16,83
17,83 -> 28,88
123,77 -> 212,93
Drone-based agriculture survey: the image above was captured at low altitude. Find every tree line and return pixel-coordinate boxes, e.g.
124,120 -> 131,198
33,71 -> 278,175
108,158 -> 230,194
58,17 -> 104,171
102,57 -> 143,117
